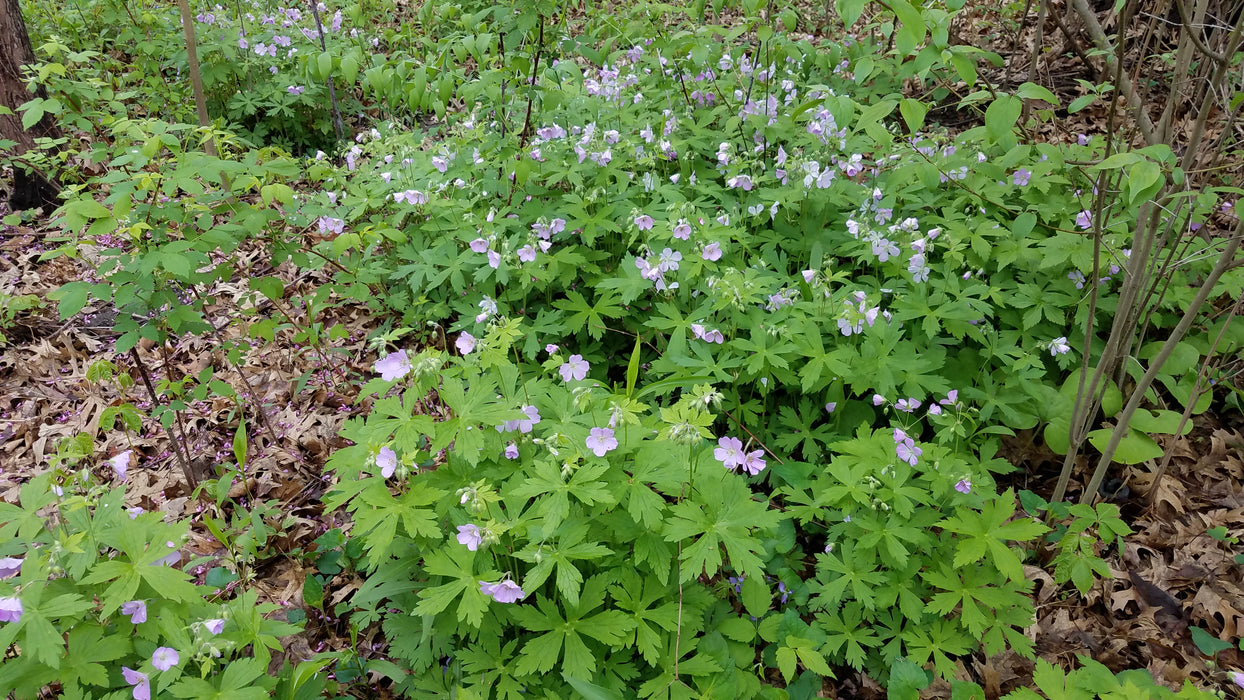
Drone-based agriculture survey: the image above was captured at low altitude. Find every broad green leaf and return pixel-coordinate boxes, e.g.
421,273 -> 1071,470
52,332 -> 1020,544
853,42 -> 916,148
1015,82 -> 1059,104
1086,428 -> 1163,464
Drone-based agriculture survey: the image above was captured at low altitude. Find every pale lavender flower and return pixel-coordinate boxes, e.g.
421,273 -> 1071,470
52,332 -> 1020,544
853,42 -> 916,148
152,647 -> 179,671
121,600 -> 147,624
1012,169 -> 1031,186
702,242 -> 722,261
714,436 -> 744,469
0,558 -> 20,579
456,524 -> 483,551
586,427 -> 618,457
634,214 -> 655,230
111,450 -> 132,481
122,668 -> 150,700
376,447 -> 397,478
204,619 -> 225,635
872,394 -> 886,406
895,398 -> 921,413
479,580 -> 525,603
287,86 -> 305,96
672,220 -> 692,240
517,245 -> 537,262
825,402 -> 837,414
1050,337 -> 1071,356
456,332 -> 476,355
487,250 -> 501,269
657,248 -> 681,272
1075,210 -> 1093,230
504,443 -> 519,460
431,155 -> 449,173
559,354 -> 589,382
0,597 -> 22,623
954,479 -> 972,494
469,238 -> 489,253
375,350 -> 412,381
741,450 -> 766,475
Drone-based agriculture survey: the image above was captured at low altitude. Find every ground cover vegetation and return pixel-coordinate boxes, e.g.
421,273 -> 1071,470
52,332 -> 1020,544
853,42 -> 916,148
1,0 -> 1243,696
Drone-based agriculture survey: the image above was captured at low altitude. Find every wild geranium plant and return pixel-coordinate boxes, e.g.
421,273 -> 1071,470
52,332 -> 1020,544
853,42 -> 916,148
22,0 -> 1241,695
0,462 -> 307,698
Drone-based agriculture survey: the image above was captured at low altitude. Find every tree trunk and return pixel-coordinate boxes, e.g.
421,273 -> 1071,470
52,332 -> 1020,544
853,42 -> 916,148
1,0 -> 61,212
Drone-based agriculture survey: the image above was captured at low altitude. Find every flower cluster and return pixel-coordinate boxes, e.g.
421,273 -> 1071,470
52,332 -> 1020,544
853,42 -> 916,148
713,436 -> 766,475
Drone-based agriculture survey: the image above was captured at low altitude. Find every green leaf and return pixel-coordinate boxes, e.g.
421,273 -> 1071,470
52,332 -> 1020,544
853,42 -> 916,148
1068,94 -> 1097,113
317,52 -> 333,82
984,95 -> 1022,144
303,573 -> 323,610
563,674 -> 624,700
1129,409 -> 1192,436
233,418 -> 247,468
1086,428 -> 1163,464
626,334 -> 641,397
888,656 -> 931,700
741,575 -> 770,618
1015,82 -> 1059,104
1127,160 -> 1163,206
899,98 -> 928,134
1190,626 -> 1232,656
835,0 -> 868,27
20,99 -> 44,130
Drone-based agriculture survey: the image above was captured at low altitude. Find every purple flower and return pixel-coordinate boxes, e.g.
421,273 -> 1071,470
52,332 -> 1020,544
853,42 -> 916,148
634,214 -> 655,230
504,443 -> 519,460
479,580 -> 525,603
702,242 -> 722,261
127,507 -> 144,519
376,447 -> 397,478
714,436 -> 744,469
893,428 -> 922,466
375,350 -> 412,381
1075,210 -> 1093,230
469,238 -> 489,253
122,668 -> 150,700
121,600 -> 147,624
672,220 -> 692,240
487,250 -> 501,269
152,647 -> 179,671
287,86 -> 305,96
518,405 -> 541,433
586,427 -> 618,457
456,332 -> 476,355
1077,133 -> 1090,146
1050,337 -> 1071,356
825,402 -> 836,414
432,155 -> 449,173
204,619 -> 225,635
895,441 -> 921,466
517,245 -> 537,262
111,450 -> 132,481
1012,169 -> 1031,186
0,597 -> 22,624
0,557 -> 21,580
872,394 -> 886,406
954,479 -> 972,494
559,354 -> 589,382
741,450 -> 767,475
895,398 -> 921,413
456,524 -> 483,551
